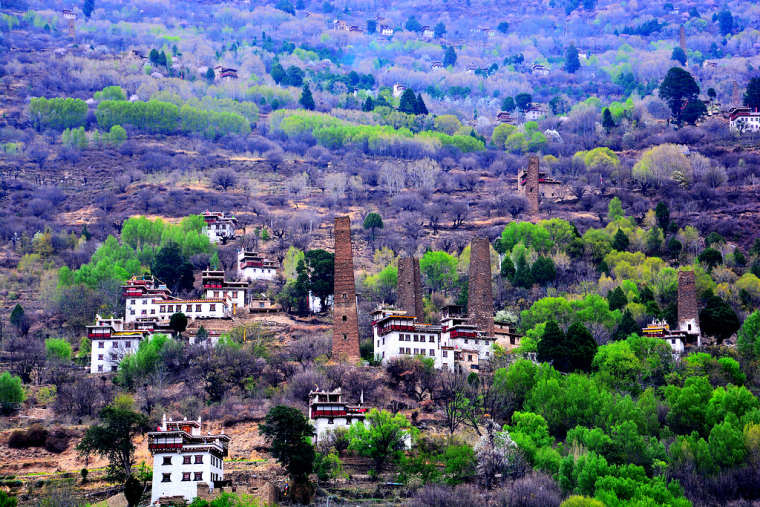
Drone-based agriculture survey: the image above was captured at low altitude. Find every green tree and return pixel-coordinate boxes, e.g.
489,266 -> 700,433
45,338 -> 72,362
737,310 -> 760,358
10,304 -> 29,336
512,252 -> 533,288
363,212 -> 383,242
659,67 -> 701,123
602,108 -> 615,134
664,376 -> 712,435
205,68 -> 215,81
304,249 -> 334,310
671,46 -> 687,65
607,197 -> 624,221
28,97 -> 87,131
708,420 -> 746,467
744,77 -> 760,110
515,93 -> 532,112
150,242 -> 194,293
77,401 -> 150,483
260,405 -> 315,503
441,444 -> 476,485
405,16 -> 422,32
699,293 -> 739,343
169,312 -> 188,336
606,287 -> 627,311
611,310 -> 638,341
434,22 -> 446,38
399,88 -> 418,114
655,201 -> 670,230
348,409 -> 412,474
564,45 -> 580,73
0,372 -> 25,414
443,46 -> 457,67
83,0 -> 95,19
415,93 -> 428,115
501,96 -> 516,112
366,20 -> 376,33
537,320 -> 566,369
531,257 -> 556,285
275,0 -> 295,14
698,247 -> 722,271
500,256 -> 515,280
362,96 -> 374,112
299,84 -> 315,110
420,251 -> 458,293
612,229 -> 629,252
497,21 -> 509,33
108,125 -> 127,146
270,62 -> 285,84
717,9 -> 733,36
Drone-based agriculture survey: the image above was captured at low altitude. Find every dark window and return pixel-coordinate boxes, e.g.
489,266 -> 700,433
194,472 -> 203,481
342,315 -> 347,321
162,473 -> 171,482
162,456 -> 171,465
182,472 -> 190,481
194,455 -> 203,464
183,455 -> 191,464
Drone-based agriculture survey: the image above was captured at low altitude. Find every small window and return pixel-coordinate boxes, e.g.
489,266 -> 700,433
194,472 -> 203,481
196,304 -> 202,312
182,472 -> 191,482
442,350 -> 448,358
162,473 -> 171,483
98,342 -> 104,348
194,455 -> 203,464
429,349 -> 435,356
343,334 -> 347,340
162,456 -> 172,466
98,365 -> 103,372
342,315 -> 347,322
328,419 -> 334,424
125,342 -> 131,348
183,455 -> 191,464
98,354 -> 103,360
210,304 -> 216,311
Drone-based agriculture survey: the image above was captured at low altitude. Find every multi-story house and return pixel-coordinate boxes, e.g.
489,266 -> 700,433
201,211 -> 237,244
87,315 -> 153,373
148,415 -> 230,505
201,270 -> 247,314
122,276 -> 231,324
237,249 -> 278,282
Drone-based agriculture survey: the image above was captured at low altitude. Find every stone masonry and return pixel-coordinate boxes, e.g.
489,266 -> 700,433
525,155 -> 540,214
398,256 -> 424,319
677,270 -> 701,336
332,216 -> 360,360
468,237 -> 494,337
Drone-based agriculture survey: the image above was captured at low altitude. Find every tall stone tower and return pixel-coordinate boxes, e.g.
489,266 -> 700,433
332,216 -> 360,360
732,81 -> 741,107
677,270 -> 700,336
524,155 -> 540,215
679,25 -> 686,53
397,256 -> 423,319
468,237 -> 494,336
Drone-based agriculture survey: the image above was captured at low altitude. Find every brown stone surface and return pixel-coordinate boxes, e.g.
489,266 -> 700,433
525,155 -> 540,214
397,256 -> 423,318
468,237 -> 494,336
678,270 -> 699,325
332,216 -> 360,360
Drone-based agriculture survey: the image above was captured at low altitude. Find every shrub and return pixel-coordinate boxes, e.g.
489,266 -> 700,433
8,424 -> 48,448
0,372 -> 25,413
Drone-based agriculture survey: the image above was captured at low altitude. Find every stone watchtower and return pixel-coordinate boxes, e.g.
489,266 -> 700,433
677,270 -> 700,337
397,256 -> 423,319
524,155 -> 540,214
468,237 -> 494,337
332,216 -> 360,360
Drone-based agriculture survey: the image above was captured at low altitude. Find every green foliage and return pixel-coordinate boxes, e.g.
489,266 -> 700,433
538,320 -> 596,373
260,406 -> 314,481
659,67 -> 702,124
347,409 -> 412,474
664,376 -> 713,435
0,372 -> 25,413
151,242 -> 194,293
29,97 -> 87,131
441,444 -> 476,485
565,44 -> 580,73
115,334 -> 171,388
737,310 -> 760,358
363,212 -> 383,241
443,46 -> 457,67
94,86 -> 126,101
744,77 -> 760,110
77,401 -> 150,481
44,338 -> 72,362
108,125 -> 127,146
607,197 -> 624,221
708,419 -> 746,467
699,293 -> 740,343
299,84 -> 315,110
500,222 -> 553,253
420,250 -> 458,292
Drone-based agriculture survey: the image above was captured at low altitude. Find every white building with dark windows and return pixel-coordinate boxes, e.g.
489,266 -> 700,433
148,415 -> 230,505
87,315 -> 153,373
729,107 -> 760,133
123,276 -> 231,324
371,305 -> 495,373
237,249 -> 277,282
308,388 -> 368,442
201,269 -> 247,314
201,211 -> 237,244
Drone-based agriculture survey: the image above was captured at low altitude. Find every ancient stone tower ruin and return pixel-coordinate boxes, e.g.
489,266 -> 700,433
677,270 -> 700,336
468,237 -> 494,337
332,216 -> 360,360
523,155 -> 540,214
397,256 -> 423,319
679,25 -> 686,53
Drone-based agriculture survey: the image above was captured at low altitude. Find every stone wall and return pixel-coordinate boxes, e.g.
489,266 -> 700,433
677,270 -> 700,335
468,237 -> 494,336
332,216 -> 360,360
397,256 -> 423,319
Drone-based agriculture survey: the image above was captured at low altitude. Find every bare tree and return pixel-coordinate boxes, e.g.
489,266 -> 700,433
211,169 -> 237,190
434,370 -> 469,434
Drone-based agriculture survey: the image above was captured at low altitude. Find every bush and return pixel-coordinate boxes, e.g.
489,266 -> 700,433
501,472 -> 562,507
8,424 -> 48,448
0,372 -> 25,413
45,338 -> 72,362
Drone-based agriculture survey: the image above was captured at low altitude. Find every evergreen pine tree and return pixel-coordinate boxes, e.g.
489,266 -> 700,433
612,228 -> 629,251
362,96 -> 374,112
564,44 -> 580,73
512,253 -> 534,288
399,89 -> 418,114
607,286 -> 628,311
612,310 -> 639,341
602,108 -> 615,133
415,93 -> 428,115
299,84 -> 315,110
443,46 -> 457,67
537,320 -> 565,367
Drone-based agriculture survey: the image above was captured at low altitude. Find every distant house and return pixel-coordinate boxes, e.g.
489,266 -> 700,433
431,61 -> 443,70
577,51 -> 589,60
479,26 -> 495,37
525,103 -> 548,121
392,83 -> 407,98
201,211 -> 237,244
333,19 -> 349,31
349,25 -> 363,32
380,25 -> 393,36
130,49 -> 148,61
531,63 -> 549,76
465,64 -> 479,74
729,107 -> 760,133
702,60 -> 718,69
422,26 -> 434,38
496,111 -> 516,124
213,65 -> 238,80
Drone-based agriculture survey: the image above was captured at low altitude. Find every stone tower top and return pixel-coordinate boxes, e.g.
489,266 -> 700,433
332,216 -> 360,360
